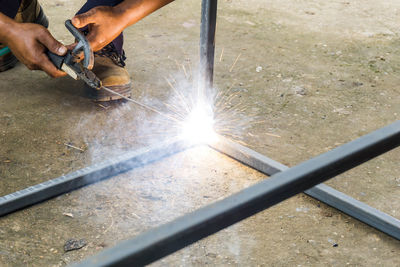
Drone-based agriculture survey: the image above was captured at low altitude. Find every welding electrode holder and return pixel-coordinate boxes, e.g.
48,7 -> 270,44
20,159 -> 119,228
46,20 -> 102,89
46,19 -> 94,69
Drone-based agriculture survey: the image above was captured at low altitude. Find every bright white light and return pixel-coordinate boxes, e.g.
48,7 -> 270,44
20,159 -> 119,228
181,103 -> 218,144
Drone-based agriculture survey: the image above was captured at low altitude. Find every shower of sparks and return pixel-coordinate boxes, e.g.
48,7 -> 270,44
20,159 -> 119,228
101,57 -> 274,148
102,79 -> 218,145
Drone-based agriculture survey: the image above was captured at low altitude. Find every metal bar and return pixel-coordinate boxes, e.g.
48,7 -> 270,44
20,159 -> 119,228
199,0 -> 218,90
73,120 -> 400,266
210,135 -> 290,175
0,138 -> 189,217
305,184 -> 400,240
211,134 -> 400,240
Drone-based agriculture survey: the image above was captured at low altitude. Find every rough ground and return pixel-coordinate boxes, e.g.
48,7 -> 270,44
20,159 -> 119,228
0,0 -> 399,266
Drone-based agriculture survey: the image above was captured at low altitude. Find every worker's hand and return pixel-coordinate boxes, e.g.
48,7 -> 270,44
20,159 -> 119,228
71,1 -> 175,51
5,22 -> 67,77
71,6 -> 127,52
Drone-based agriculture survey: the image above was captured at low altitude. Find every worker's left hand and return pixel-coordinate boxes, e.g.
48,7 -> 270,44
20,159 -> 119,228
71,6 -> 128,52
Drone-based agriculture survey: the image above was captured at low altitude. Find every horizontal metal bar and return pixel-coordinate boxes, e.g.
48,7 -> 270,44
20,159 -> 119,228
0,138 -> 189,217
73,121 -> 400,266
212,134 -> 400,240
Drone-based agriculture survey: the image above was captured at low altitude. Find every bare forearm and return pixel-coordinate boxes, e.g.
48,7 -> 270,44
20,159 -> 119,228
115,0 -> 175,28
71,0 -> 175,51
0,12 -> 66,77
0,13 -> 16,44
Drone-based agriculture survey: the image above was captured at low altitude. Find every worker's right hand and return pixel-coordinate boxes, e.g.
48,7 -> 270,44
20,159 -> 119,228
4,22 -> 67,78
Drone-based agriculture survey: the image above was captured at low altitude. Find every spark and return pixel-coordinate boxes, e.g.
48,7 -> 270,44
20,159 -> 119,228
229,53 -> 241,72
219,47 -> 224,62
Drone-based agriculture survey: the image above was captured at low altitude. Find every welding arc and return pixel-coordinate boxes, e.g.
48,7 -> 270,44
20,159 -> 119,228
101,86 -> 180,123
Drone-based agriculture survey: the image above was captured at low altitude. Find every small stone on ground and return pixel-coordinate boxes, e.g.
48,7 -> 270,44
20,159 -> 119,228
64,239 -> 87,252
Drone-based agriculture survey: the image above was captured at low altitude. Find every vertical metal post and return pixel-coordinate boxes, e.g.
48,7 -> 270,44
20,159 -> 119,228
200,0 -> 218,91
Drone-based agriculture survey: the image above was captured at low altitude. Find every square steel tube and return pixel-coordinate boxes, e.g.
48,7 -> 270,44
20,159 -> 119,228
211,135 -> 400,240
72,120 -> 400,267
0,138 -> 189,217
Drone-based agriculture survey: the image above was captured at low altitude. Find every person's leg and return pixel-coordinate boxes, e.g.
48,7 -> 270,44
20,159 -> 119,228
77,0 -> 132,101
0,0 -> 21,18
14,0 -> 48,27
0,0 -> 21,70
76,0 -> 124,54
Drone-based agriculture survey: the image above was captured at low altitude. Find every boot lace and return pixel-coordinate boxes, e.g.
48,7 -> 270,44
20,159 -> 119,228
94,42 -> 126,67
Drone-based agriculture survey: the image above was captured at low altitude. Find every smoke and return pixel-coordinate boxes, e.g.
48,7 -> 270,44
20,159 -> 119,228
70,59 -> 259,170
64,62 -> 261,265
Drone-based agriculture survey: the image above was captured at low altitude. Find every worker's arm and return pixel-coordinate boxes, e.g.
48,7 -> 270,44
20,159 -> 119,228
0,12 -> 67,77
72,0 -> 175,52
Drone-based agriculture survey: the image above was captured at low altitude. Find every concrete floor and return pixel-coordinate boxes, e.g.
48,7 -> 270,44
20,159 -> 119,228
0,0 -> 399,266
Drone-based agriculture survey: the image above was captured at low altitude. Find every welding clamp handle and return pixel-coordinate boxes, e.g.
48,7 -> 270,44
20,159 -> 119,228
65,19 -> 94,69
46,51 -> 65,69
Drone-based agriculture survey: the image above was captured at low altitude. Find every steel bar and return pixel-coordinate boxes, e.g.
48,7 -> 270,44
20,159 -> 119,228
73,120 -> 400,267
305,184 -> 400,240
211,134 -> 400,240
210,135 -> 290,175
0,138 -> 189,217
199,0 -> 218,90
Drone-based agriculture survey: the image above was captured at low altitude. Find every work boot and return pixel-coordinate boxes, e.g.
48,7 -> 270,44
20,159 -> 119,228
87,43 -> 132,102
0,45 -> 18,72
0,0 -> 49,72
14,0 -> 48,26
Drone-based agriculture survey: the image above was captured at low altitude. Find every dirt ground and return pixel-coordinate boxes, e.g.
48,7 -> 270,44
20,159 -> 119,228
0,0 -> 399,266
